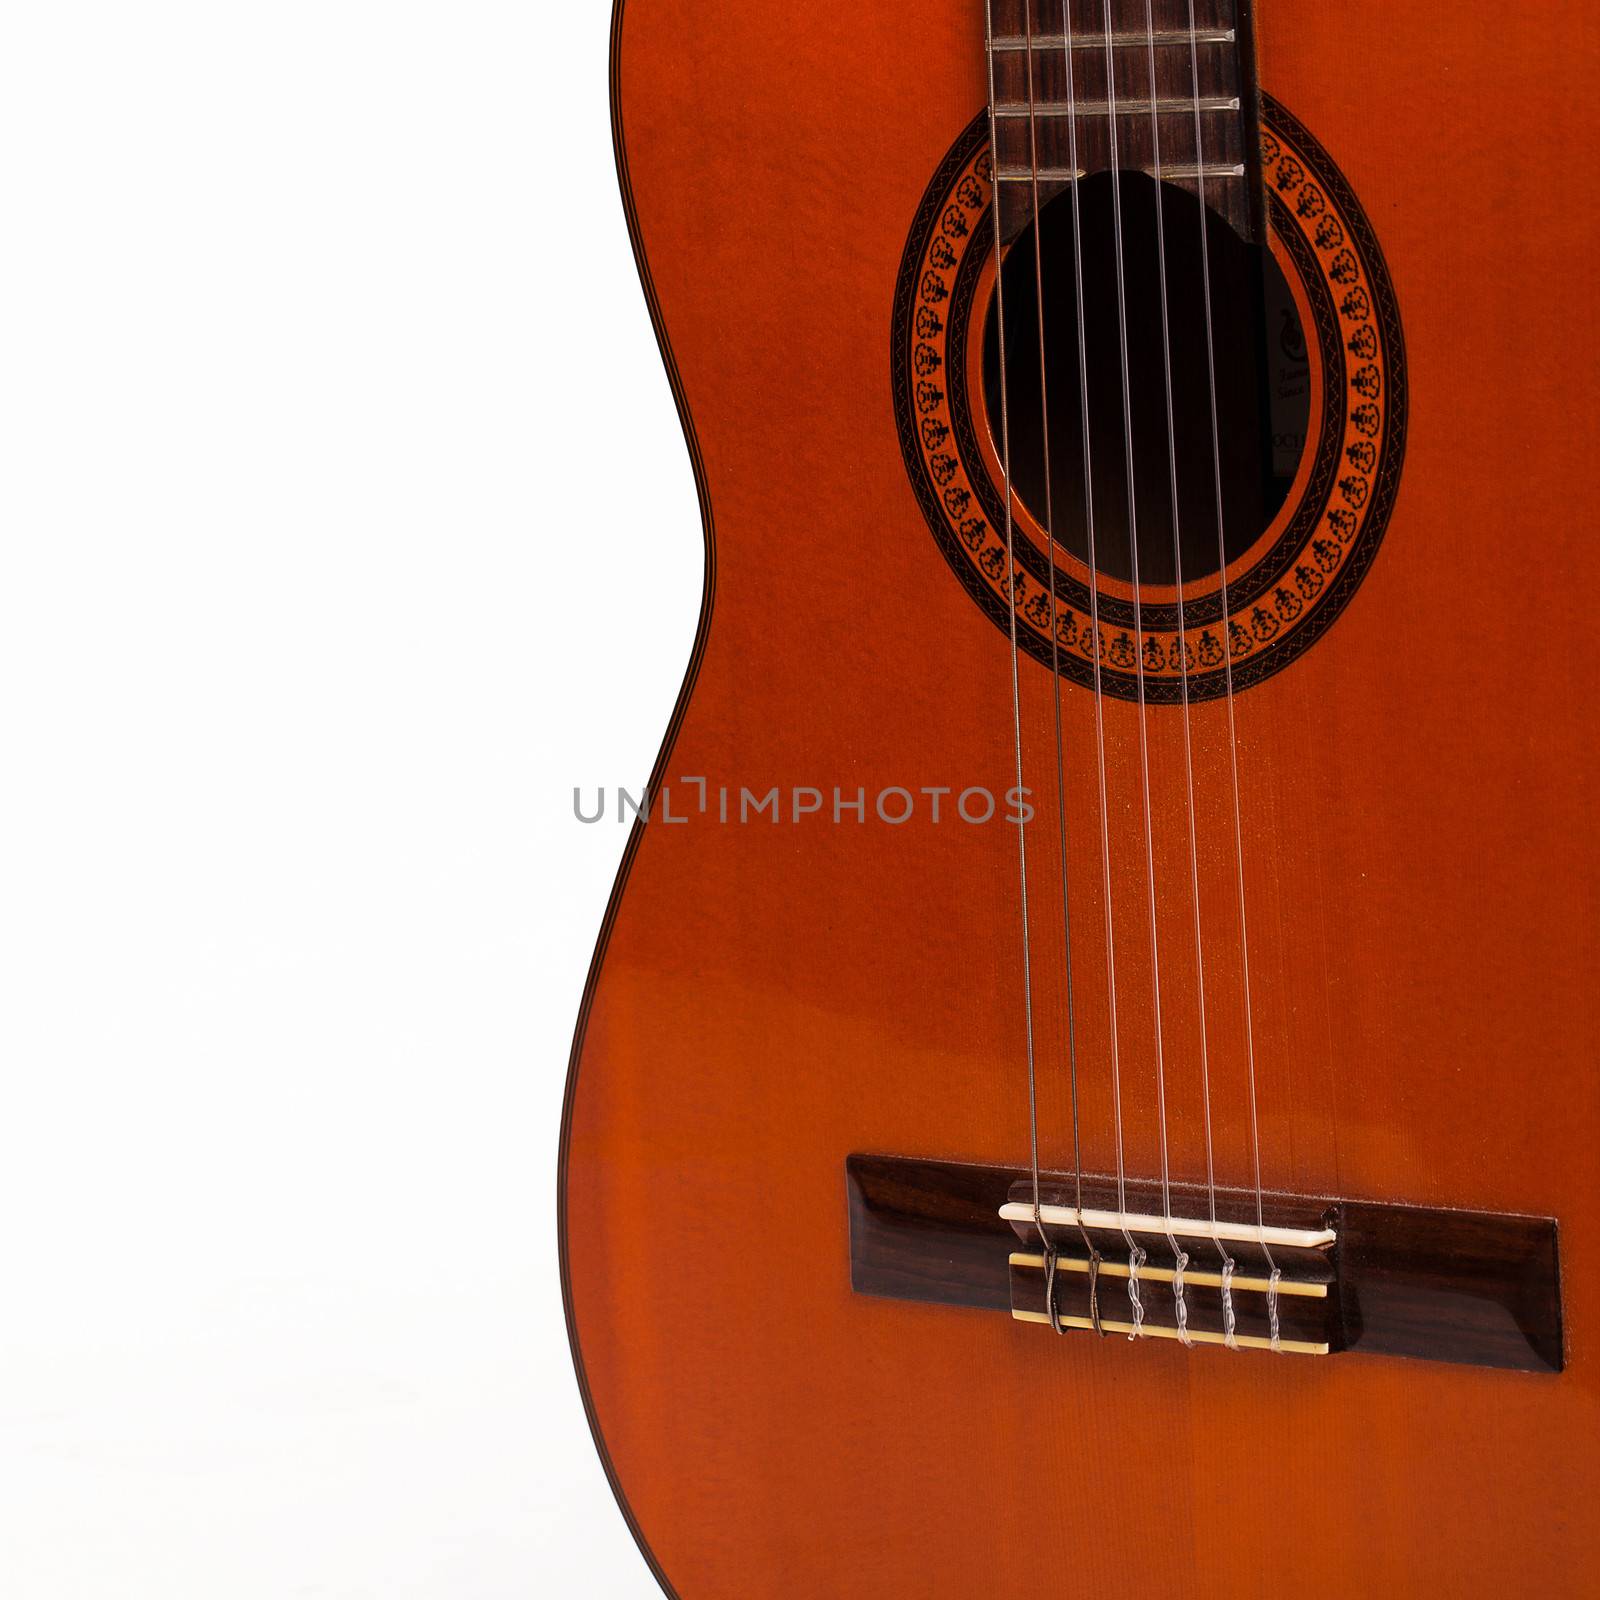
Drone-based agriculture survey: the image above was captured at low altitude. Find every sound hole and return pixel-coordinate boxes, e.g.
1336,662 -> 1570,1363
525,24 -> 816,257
981,173 -> 1310,588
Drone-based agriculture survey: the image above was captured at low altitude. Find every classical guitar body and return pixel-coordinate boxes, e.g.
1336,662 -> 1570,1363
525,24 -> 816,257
563,3 -> 1600,1595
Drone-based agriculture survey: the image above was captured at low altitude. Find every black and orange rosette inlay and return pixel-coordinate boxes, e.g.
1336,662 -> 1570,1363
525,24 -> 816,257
891,97 -> 1408,703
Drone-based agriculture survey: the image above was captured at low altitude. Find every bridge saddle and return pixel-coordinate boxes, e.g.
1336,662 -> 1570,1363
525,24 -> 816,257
1003,1177 -> 1337,1355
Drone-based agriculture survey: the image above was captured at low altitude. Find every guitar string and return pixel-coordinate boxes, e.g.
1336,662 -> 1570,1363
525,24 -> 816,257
982,0 -> 1047,1268
1052,0 -> 1141,1321
1097,0 -> 1154,1332
1049,0 -> 1114,1319
1173,0 -> 1237,1348
1135,0 -> 1207,1347
1182,0 -> 1281,1347
1020,0 -> 1096,1316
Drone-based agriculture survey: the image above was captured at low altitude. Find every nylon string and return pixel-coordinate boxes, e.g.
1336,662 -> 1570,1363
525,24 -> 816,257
1018,0 -> 1098,1308
1136,0 -> 1203,1347
1094,0 -> 1152,1331
1181,0 -> 1281,1349
1047,0 -> 1143,1329
982,0 -> 1047,1267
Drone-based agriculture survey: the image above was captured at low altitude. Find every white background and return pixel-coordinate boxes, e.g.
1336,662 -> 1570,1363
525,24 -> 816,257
1,4 -> 688,1594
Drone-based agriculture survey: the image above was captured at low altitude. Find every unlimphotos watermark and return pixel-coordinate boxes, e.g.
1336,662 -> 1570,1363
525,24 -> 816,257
573,779 -> 1034,826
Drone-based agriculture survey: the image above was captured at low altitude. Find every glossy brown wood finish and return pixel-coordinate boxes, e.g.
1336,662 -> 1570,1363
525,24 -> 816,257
846,1152 -> 1563,1371
848,1153 -> 1018,1313
564,2 -> 1600,1594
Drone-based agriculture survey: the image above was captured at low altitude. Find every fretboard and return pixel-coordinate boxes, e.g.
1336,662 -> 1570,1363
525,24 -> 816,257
987,0 -> 1263,242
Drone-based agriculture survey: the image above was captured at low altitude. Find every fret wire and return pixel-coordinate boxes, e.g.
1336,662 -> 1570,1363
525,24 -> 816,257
992,29 -> 1233,50
995,163 -> 1245,181
992,97 -> 1240,116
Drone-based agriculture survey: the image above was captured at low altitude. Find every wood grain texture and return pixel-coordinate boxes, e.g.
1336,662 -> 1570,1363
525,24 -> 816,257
563,1 -> 1600,1594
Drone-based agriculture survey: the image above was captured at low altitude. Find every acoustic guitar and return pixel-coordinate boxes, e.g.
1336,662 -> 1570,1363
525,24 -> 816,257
562,2 -> 1598,1593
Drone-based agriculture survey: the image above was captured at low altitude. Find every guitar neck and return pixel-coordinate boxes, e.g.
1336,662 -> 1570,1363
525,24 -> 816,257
987,0 -> 1265,242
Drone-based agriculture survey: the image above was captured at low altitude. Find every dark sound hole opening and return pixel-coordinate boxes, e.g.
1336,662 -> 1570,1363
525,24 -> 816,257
981,173 -> 1310,589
